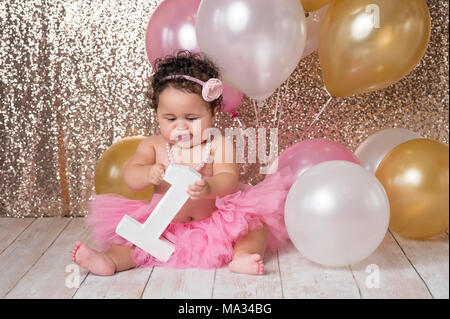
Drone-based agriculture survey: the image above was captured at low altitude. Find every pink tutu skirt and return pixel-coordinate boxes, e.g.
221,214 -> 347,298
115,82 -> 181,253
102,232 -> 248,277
86,167 -> 295,269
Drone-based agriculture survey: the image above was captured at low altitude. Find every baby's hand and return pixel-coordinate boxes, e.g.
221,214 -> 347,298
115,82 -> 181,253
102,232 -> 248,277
187,179 -> 211,200
147,163 -> 166,185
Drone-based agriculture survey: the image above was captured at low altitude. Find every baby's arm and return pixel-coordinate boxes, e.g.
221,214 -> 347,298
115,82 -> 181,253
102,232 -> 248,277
123,136 -> 165,191
204,136 -> 239,199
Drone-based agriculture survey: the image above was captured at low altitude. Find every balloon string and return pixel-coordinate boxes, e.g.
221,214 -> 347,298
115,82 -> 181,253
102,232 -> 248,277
309,96 -> 332,128
308,86 -> 333,129
274,86 -> 281,124
277,77 -> 290,130
236,115 -> 244,129
257,99 -> 264,127
252,99 -> 260,128
236,117 -> 244,129
231,111 -> 245,129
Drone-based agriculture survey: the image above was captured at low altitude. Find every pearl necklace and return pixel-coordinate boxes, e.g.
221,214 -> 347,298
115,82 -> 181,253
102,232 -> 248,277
165,140 -> 212,171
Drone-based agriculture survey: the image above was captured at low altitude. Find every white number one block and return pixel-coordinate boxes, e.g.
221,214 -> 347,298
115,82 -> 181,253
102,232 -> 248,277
116,164 -> 202,262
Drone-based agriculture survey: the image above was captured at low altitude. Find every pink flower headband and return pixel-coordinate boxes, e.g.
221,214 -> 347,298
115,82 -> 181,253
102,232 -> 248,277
162,75 -> 223,102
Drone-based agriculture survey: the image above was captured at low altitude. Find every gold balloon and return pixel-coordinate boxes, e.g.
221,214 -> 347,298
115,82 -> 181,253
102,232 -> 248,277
95,136 -> 154,201
300,0 -> 333,12
375,139 -> 449,239
318,0 -> 431,97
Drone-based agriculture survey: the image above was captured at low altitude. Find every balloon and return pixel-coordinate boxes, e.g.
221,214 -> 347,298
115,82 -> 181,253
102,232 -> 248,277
145,0 -> 243,114
355,128 -> 422,174
196,0 -> 307,100
269,138 -> 360,183
300,0 -> 333,12
221,82 -> 243,113
375,139 -> 449,239
301,4 -> 330,59
95,137 -> 154,201
145,0 -> 202,68
318,0 -> 431,97
285,161 -> 390,267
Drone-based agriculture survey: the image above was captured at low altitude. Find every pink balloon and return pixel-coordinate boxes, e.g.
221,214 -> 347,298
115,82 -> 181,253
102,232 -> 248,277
270,139 -> 360,183
145,0 -> 202,68
221,82 -> 243,113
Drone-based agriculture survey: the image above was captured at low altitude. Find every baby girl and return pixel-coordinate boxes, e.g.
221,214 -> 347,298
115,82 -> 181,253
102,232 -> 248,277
72,50 -> 292,276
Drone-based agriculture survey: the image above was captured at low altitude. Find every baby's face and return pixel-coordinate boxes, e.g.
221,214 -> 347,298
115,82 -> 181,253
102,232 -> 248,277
156,86 -> 216,148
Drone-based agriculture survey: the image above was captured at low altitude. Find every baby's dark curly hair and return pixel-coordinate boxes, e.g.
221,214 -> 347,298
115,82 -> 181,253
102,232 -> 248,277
146,50 -> 223,114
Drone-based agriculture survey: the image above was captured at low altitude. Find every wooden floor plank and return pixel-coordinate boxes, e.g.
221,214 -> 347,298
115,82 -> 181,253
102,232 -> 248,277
1,217 -> 447,299
278,242 -> 360,299
0,217 -> 71,298
73,267 -> 152,299
212,250 -> 283,299
390,231 -> 449,299
0,218 -> 35,254
350,232 -> 432,299
5,218 -> 93,299
142,267 -> 215,299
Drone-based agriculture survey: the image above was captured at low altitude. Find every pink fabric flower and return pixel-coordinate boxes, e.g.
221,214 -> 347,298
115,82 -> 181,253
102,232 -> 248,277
202,78 -> 223,102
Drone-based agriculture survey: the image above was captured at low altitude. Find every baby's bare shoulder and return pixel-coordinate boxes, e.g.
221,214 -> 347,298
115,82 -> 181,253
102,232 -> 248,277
139,135 -> 163,148
128,135 -> 164,165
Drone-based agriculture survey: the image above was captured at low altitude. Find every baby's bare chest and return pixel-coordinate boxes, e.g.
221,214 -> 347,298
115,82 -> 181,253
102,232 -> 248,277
152,142 -> 216,223
155,142 -> 214,176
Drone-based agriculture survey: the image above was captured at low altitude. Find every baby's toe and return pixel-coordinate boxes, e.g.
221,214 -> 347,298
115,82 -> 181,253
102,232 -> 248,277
73,240 -> 82,251
259,262 -> 264,275
72,240 -> 83,261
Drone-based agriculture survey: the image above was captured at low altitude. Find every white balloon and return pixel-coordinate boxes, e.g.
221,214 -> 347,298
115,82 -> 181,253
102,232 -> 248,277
355,128 -> 422,174
196,0 -> 307,100
301,4 -> 330,59
285,161 -> 390,267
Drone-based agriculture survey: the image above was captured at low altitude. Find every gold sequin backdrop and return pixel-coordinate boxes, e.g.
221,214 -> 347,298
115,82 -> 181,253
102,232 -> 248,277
0,1 -> 448,217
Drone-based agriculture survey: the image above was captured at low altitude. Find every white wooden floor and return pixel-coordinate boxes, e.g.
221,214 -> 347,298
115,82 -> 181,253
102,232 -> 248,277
0,217 -> 448,299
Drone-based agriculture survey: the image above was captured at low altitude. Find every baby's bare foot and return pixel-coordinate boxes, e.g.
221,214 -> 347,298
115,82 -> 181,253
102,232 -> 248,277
229,253 -> 264,275
72,240 -> 116,276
